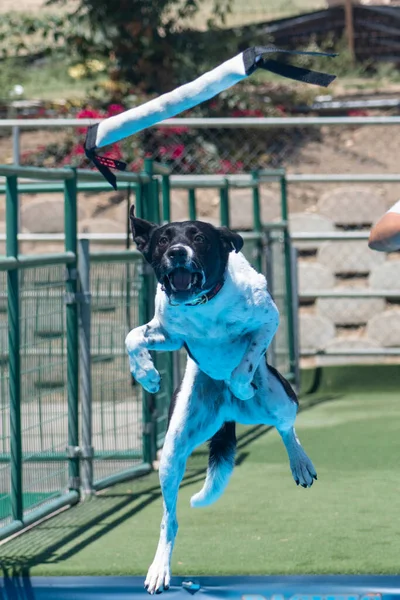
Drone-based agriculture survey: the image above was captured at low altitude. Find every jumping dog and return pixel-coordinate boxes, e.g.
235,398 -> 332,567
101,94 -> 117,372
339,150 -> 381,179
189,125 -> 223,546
125,207 -> 317,594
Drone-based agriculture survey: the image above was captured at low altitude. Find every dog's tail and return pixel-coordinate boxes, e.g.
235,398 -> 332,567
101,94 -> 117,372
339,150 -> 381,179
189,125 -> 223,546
190,421 -> 236,508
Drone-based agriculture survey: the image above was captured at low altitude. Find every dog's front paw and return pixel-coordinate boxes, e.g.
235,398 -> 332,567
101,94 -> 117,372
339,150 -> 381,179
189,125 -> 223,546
145,559 -> 171,595
127,352 -> 161,393
134,365 -> 161,394
229,373 -> 255,401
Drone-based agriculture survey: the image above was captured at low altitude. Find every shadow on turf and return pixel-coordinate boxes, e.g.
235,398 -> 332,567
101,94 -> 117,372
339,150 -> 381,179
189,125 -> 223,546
0,390 -> 339,587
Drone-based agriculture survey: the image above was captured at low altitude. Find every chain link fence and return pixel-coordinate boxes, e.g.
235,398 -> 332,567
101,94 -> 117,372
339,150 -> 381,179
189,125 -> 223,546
288,174 -> 400,367
89,259 -> 143,486
0,164 -> 295,540
0,270 -> 10,525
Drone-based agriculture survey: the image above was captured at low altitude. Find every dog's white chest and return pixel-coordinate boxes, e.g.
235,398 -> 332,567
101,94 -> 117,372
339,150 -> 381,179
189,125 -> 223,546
156,252 -> 277,380
186,334 -> 250,380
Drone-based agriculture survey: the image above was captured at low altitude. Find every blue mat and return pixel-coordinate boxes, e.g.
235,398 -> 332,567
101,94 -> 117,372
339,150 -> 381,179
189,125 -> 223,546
1,576 -> 400,600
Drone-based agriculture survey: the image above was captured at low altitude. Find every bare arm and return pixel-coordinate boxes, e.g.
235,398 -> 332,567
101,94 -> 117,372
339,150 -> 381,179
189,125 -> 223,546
369,211 -> 400,253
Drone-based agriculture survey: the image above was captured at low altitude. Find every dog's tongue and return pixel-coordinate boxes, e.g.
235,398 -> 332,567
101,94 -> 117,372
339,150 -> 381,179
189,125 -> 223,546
170,268 -> 192,291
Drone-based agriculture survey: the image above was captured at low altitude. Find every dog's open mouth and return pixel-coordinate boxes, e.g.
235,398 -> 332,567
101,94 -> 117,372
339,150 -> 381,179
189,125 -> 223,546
164,268 -> 203,293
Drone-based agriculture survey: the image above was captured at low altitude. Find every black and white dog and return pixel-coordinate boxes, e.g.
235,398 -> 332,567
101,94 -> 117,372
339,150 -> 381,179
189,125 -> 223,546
125,206 -> 317,594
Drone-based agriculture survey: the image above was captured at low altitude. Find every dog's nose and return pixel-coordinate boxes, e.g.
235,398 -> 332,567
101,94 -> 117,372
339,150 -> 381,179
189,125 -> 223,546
167,245 -> 188,262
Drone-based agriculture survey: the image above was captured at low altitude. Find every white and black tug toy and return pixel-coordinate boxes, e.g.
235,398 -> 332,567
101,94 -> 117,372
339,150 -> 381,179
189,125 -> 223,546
84,45 -> 336,189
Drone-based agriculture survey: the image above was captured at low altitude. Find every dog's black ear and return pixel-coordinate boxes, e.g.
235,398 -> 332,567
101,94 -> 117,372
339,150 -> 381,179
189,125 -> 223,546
129,204 -> 157,254
218,227 -> 244,253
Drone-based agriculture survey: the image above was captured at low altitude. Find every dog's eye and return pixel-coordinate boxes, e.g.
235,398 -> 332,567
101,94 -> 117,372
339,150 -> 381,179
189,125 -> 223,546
158,236 -> 168,246
194,234 -> 206,243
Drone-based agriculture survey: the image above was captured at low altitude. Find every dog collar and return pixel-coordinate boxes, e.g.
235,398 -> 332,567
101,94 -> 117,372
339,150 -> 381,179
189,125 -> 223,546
184,279 -> 224,306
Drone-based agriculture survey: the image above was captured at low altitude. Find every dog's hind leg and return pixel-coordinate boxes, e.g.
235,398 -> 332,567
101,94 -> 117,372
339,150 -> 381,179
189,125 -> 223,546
145,359 -> 224,594
190,421 -> 236,508
258,362 -> 317,489
278,427 -> 317,488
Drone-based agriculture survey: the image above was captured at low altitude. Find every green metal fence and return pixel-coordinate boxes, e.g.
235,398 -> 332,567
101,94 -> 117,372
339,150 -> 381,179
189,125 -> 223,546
0,162 -> 296,540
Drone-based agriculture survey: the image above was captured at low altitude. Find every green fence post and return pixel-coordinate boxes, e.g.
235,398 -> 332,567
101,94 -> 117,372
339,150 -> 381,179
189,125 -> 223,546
138,265 -> 153,465
135,181 -> 144,219
152,176 -> 161,224
126,184 -> 132,250
219,182 -> 230,227
144,159 -> 158,224
64,171 -> 80,492
188,189 -> 196,221
126,185 -> 132,331
252,170 -> 262,273
142,158 -> 158,464
280,173 -> 296,382
6,174 -> 23,523
162,175 -> 171,223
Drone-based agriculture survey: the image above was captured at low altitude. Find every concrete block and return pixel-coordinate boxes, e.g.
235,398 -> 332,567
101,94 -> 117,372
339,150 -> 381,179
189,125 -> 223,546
299,313 -> 335,353
21,197 -> 87,233
367,309 -> 400,347
289,212 -> 335,251
318,241 -> 385,275
298,262 -> 335,297
369,261 -> 400,293
317,187 -> 385,227
317,293 -> 385,325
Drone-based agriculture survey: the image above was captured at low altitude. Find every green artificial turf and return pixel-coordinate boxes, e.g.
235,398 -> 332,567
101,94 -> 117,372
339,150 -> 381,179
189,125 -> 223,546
1,374 -> 400,577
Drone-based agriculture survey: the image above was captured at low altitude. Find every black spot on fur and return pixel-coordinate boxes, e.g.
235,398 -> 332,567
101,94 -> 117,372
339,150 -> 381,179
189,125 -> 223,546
209,421 -> 236,467
248,363 -> 253,373
267,363 -> 298,405
183,342 -> 200,366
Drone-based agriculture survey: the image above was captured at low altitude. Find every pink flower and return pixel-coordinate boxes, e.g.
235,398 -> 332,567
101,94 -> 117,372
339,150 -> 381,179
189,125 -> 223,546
171,144 -> 185,159
73,144 -> 85,155
217,159 -> 243,174
129,159 -> 144,172
158,144 -> 185,160
106,104 -> 125,117
76,108 -> 104,119
76,108 -> 104,134
348,109 -> 369,117
158,126 -> 189,138
231,108 -> 263,118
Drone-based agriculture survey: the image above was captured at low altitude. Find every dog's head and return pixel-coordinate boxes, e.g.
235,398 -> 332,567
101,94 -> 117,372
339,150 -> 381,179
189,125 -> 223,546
130,205 -> 243,304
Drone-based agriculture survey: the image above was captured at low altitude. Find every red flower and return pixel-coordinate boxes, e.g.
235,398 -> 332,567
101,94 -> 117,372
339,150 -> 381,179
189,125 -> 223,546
106,104 -> 125,117
158,144 -> 185,160
348,109 -> 369,117
217,159 -> 244,174
158,126 -> 189,137
72,144 -> 85,155
171,144 -> 185,159
76,108 -> 104,119
76,108 -> 104,134
231,108 -> 263,118
129,159 -> 144,172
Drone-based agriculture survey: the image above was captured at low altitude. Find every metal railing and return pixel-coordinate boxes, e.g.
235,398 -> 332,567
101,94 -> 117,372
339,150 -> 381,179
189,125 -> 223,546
0,162 -> 296,541
1,115 -> 400,166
